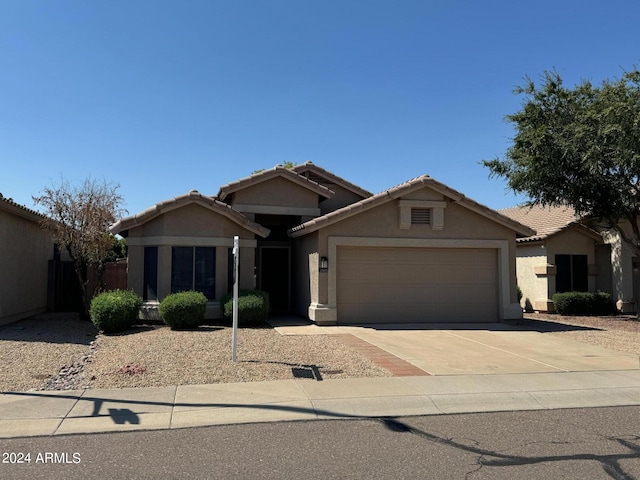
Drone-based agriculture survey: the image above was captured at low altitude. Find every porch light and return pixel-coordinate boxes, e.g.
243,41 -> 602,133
319,256 -> 328,272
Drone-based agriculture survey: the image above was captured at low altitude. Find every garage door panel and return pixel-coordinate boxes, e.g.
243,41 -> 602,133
338,303 -> 496,323
337,246 -> 498,323
339,282 -> 495,304
339,265 -> 496,285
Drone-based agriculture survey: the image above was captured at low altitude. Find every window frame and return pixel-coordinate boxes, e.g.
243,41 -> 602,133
555,254 -> 588,293
143,246 -> 158,301
171,246 -> 216,300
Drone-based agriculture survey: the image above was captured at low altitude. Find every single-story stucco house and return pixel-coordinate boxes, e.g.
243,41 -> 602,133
110,163 -> 535,324
499,205 -> 603,312
500,204 -> 638,313
0,194 -> 55,325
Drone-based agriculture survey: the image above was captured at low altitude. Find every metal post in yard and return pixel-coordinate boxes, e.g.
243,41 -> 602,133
232,235 -> 239,362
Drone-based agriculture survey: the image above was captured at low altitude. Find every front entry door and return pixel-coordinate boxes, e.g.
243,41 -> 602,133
259,246 -> 290,313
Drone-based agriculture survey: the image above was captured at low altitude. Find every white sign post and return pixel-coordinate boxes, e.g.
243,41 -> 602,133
231,236 -> 239,362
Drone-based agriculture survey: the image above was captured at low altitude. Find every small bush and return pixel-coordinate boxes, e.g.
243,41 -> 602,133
90,289 -> 142,334
220,289 -> 269,326
159,291 -> 207,329
552,291 -> 615,315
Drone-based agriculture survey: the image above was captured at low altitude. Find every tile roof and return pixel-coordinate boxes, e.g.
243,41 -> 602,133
499,204 -> 600,243
289,175 -> 535,238
289,161 -> 373,198
0,193 -> 46,223
216,165 -> 334,202
110,190 -> 270,238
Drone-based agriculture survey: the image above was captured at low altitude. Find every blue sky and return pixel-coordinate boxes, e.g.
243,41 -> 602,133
2,0 -> 639,217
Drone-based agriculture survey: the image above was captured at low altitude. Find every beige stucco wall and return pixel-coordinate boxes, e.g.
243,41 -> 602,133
516,228 -> 599,312
319,187 -> 365,215
0,208 -> 53,325
602,225 -> 636,312
545,229 -> 598,270
128,203 -> 252,239
291,232 -> 319,316
301,188 -> 521,324
230,177 -> 321,213
514,244 -> 549,311
125,203 -> 258,319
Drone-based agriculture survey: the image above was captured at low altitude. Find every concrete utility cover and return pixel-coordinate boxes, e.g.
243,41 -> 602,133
271,320 -> 640,375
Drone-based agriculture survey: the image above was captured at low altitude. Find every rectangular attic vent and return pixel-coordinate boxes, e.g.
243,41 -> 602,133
398,200 -> 445,230
411,208 -> 431,225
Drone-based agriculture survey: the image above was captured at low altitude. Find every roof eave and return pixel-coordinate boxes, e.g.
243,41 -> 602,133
217,166 -> 335,202
289,175 -> 537,238
290,162 -> 373,198
0,197 -> 46,224
419,180 -> 537,237
109,192 -> 271,238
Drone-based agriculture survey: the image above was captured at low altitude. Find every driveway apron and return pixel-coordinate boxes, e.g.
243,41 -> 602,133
270,319 -> 640,375
338,324 -> 640,375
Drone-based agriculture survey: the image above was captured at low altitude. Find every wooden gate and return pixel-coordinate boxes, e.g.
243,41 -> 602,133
48,259 -> 128,312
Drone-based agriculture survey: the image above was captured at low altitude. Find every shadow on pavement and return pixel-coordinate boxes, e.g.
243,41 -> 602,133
3,389 -> 638,479
0,313 -> 97,345
377,416 -> 640,480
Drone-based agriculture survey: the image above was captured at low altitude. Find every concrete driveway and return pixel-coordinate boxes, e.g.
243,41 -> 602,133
271,320 -> 640,375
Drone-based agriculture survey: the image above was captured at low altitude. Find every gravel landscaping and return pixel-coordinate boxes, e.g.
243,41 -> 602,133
522,312 -> 640,355
0,313 -> 97,392
2,311 -> 640,393
0,313 -> 390,392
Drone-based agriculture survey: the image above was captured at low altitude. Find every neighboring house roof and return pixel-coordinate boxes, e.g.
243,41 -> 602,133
289,161 -> 373,199
499,204 -> 602,243
110,190 -> 271,238
0,193 -> 46,224
289,175 -> 536,238
216,165 -> 334,202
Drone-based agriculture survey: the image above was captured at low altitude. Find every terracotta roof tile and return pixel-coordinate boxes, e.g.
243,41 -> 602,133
0,194 -> 46,223
289,161 -> 373,198
289,175 -> 535,238
110,190 -> 270,238
499,204 -> 600,242
217,165 -> 334,201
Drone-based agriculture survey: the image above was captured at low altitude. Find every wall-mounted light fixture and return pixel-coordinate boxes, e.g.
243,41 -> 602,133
319,256 -> 328,272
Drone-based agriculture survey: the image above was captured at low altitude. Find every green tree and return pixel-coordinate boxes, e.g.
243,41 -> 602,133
483,68 -> 640,255
104,235 -> 127,262
33,177 -> 127,318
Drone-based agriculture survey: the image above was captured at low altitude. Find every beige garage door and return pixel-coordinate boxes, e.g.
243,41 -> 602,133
336,246 -> 498,323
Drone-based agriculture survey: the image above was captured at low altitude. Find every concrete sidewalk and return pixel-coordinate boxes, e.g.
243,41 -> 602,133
2,370 -> 640,438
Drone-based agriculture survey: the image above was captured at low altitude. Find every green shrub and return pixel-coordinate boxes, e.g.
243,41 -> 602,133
159,291 -> 207,329
220,289 -> 269,326
90,289 -> 142,334
517,285 -> 523,303
552,291 -> 615,315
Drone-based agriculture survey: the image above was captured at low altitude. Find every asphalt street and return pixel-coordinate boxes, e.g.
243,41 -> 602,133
2,406 -> 640,479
